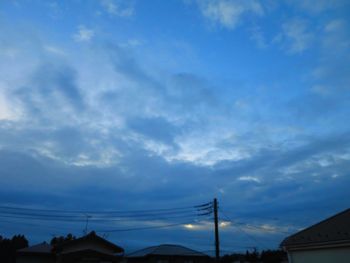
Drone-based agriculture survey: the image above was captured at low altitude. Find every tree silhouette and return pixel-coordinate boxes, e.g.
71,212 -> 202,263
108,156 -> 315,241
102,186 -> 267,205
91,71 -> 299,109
50,233 -> 76,246
220,249 -> 287,263
0,234 -> 28,263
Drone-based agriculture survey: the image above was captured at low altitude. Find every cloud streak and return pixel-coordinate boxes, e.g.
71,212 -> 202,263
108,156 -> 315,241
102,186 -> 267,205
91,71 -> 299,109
100,0 -> 134,17
73,26 -> 95,42
193,0 -> 264,29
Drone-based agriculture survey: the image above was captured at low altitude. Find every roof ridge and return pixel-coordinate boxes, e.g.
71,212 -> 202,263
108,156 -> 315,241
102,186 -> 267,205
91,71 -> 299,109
127,245 -> 158,256
127,244 -> 208,257
55,231 -> 123,253
158,244 -> 203,252
25,242 -> 51,247
159,244 -> 185,247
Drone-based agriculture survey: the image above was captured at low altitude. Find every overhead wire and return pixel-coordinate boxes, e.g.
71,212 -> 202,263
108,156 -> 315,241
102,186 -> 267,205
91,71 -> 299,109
0,211 -> 212,224
0,213 -> 209,223
0,209 -> 203,219
97,222 -> 190,233
0,202 -> 213,230
218,208 -> 291,235
219,208 -> 269,250
0,204 -> 199,214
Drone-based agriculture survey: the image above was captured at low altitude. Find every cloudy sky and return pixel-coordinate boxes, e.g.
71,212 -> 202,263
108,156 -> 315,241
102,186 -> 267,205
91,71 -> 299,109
0,0 -> 350,254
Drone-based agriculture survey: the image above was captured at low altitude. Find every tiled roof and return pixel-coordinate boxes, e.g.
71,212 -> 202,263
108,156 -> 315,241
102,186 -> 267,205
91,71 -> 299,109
281,208 -> 350,249
17,242 -> 52,254
128,244 -> 208,257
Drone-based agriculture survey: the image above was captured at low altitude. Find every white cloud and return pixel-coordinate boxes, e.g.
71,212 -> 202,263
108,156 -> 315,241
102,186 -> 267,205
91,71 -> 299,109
0,47 -> 20,58
167,129 -> 252,166
100,0 -> 134,17
250,25 -> 267,48
238,176 -> 261,183
242,223 -> 293,235
183,221 -> 213,231
195,0 -> 264,29
44,45 -> 66,56
331,173 -> 340,179
71,149 -> 121,167
324,19 -> 344,33
309,19 -> 350,95
119,39 -> 144,48
126,39 -> 143,47
276,18 -> 313,54
73,26 -> 95,42
0,91 -> 18,120
292,0 -> 347,14
311,85 -> 330,96
322,19 -> 350,51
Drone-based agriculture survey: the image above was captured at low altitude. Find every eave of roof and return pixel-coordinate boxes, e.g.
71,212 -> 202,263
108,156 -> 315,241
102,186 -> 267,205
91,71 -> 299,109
282,239 -> 350,251
60,248 -> 119,256
17,242 -> 53,255
281,208 -> 350,249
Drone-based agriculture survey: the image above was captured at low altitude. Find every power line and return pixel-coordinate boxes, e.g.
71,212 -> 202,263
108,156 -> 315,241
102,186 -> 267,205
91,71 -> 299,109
0,218 -> 77,232
233,222 -> 290,235
0,202 -> 213,227
0,212 -> 210,223
219,208 -> 269,250
218,209 -> 291,235
233,225 -> 269,250
96,222 -> 189,233
0,209 -> 202,219
0,217 -> 215,241
0,204 -> 203,214
0,200 -> 217,250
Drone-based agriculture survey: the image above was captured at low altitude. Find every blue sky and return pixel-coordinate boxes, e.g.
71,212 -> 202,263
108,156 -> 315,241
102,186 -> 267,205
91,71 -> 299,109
0,0 -> 350,254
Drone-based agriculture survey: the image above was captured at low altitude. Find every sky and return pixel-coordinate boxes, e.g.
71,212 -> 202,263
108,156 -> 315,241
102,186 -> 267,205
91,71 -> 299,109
0,0 -> 350,255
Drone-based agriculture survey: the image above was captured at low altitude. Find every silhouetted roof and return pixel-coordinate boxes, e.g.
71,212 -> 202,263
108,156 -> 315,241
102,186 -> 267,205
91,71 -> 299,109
281,208 -> 350,250
58,231 -> 124,254
128,244 -> 209,258
17,242 -> 52,254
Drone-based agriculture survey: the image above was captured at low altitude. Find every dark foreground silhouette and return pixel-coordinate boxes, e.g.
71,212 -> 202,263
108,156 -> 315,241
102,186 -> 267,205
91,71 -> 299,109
0,233 -> 287,263
0,235 -> 28,263
221,249 -> 287,263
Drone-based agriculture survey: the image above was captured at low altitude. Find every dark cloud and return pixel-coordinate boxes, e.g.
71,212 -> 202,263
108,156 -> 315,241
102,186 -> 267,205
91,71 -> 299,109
107,44 -> 160,88
15,62 -> 84,116
127,117 -> 179,144
34,63 -> 82,104
99,44 -> 223,125
167,73 -> 218,109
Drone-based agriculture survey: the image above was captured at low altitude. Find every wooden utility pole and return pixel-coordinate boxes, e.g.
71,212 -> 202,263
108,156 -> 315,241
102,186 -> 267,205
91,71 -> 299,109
213,198 -> 220,262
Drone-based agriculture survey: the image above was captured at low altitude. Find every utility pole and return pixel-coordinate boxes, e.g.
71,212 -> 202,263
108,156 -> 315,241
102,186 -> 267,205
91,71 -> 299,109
195,199 -> 220,261
83,214 -> 91,235
213,198 -> 220,262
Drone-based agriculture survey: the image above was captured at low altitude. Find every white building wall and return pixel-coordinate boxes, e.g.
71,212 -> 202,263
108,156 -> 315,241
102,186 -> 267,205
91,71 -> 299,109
289,247 -> 350,263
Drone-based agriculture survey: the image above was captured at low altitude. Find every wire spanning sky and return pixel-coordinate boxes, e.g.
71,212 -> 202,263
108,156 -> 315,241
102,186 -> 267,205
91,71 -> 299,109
0,0 -> 350,253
